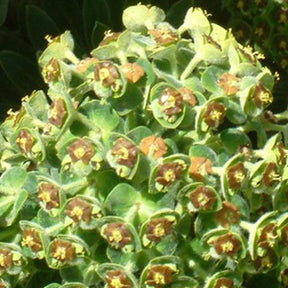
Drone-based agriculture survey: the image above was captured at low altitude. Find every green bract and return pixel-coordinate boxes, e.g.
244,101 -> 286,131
0,4 -> 288,288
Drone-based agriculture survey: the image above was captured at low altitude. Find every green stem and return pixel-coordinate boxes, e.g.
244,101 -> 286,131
180,53 -> 202,81
240,220 -> 254,231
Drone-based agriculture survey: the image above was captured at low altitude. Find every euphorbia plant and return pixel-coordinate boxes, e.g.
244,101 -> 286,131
0,3 -> 288,287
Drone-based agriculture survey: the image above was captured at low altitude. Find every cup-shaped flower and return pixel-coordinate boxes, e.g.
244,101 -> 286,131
189,185 -> 217,211
215,201 -> 240,228
16,129 -> 34,155
254,248 -> 278,271
188,156 -> 213,181
179,87 -> 197,107
121,62 -> 145,83
148,28 -> 178,46
42,58 -> 60,83
155,162 -> 184,192
67,139 -> 95,165
203,101 -> 226,129
257,222 -> 278,248
217,73 -> 240,96
21,228 -> 42,253
145,264 -> 177,287
252,84 -> 273,109
0,246 -> 25,275
48,98 -> 67,128
208,233 -> 242,257
38,182 -> 60,211
99,31 -> 121,46
139,135 -> 167,159
101,222 -> 132,250
213,277 -> 234,288
65,197 -> 93,223
227,162 -> 247,189
262,162 -> 280,187
0,249 -> 12,272
145,217 -> 174,243
105,269 -> 133,288
94,61 -> 121,91
50,238 -> 75,264
111,137 -> 137,168
158,88 -> 183,123
64,197 -> 102,227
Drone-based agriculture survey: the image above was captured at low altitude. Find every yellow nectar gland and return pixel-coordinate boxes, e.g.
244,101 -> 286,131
164,169 -> 176,183
53,246 -> 67,261
154,273 -> 165,285
221,241 -> 234,254
71,206 -> 84,220
234,170 -> 245,183
39,191 -> 51,203
73,147 -> 86,159
198,193 -> 210,207
21,235 -> 35,248
109,230 -> 123,243
110,278 -> 123,288
153,223 -> 165,238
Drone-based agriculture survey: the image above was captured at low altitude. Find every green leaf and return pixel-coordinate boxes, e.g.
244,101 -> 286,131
189,145 -> 218,166
91,43 -> 118,60
25,5 -> 59,51
0,51 -> 44,95
220,128 -> 251,155
79,100 -> 120,131
201,65 -> 226,94
109,83 -> 143,115
104,183 -> 140,221
0,167 -> 28,190
0,0 -> 9,26
4,189 -> 28,226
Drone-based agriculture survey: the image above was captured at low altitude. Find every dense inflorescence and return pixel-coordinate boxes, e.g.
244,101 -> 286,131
0,4 -> 288,288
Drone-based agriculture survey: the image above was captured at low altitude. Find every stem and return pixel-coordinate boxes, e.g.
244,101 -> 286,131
117,50 -> 128,65
240,220 -> 254,231
65,50 -> 80,64
180,53 -> 202,81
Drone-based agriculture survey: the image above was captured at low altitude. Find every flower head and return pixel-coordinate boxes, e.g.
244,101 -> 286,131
48,98 -> 67,127
0,249 -> 12,271
155,162 -> 183,190
21,229 -> 42,252
94,61 -> 120,90
43,58 -> 60,82
50,239 -> 75,263
148,28 -> 178,45
214,277 -> 234,288
145,265 -> 177,287
67,139 -> 95,165
203,101 -> 226,128
216,201 -> 240,228
158,88 -> 183,122
227,162 -> 247,189
145,217 -> 174,242
102,222 -> 132,249
16,129 -> 34,154
38,182 -> 59,210
179,87 -> 197,107
218,73 -> 240,95
121,63 -> 144,83
188,156 -> 213,181
257,222 -> 278,248
65,198 -> 93,223
189,185 -> 217,211
105,270 -> 133,288
209,233 -> 241,257
139,135 -> 167,159
252,84 -> 273,108
262,162 -> 280,187
254,248 -> 277,271
111,138 -> 137,168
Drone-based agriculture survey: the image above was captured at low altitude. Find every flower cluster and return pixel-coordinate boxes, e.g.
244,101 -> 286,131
0,4 -> 288,288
